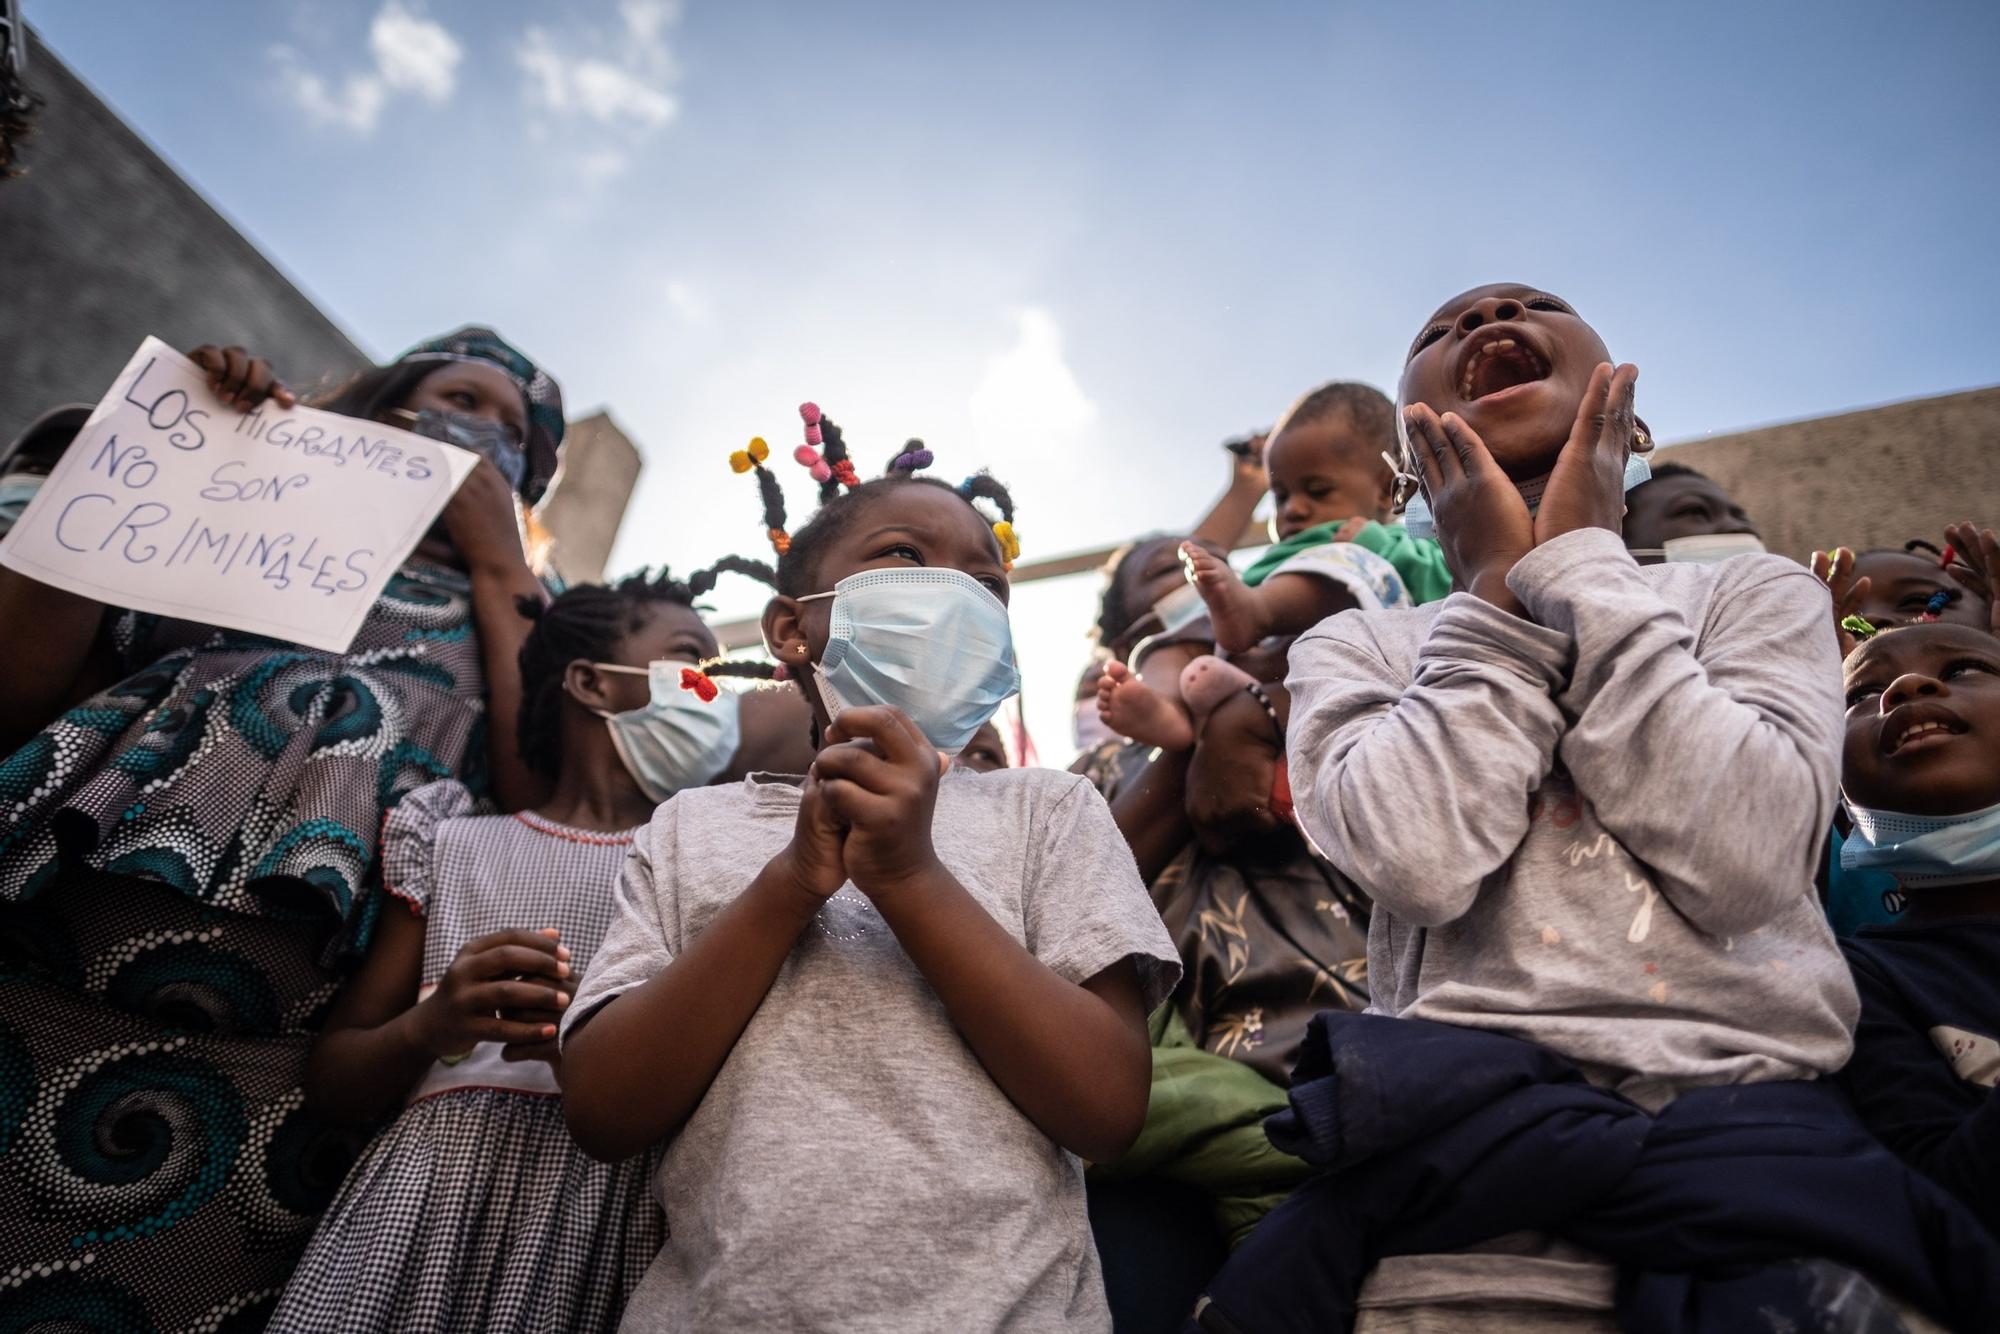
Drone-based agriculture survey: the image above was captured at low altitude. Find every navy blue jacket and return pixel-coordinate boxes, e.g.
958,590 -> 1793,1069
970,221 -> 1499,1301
1841,918 -> 2000,1237
1191,1012 -> 2000,1334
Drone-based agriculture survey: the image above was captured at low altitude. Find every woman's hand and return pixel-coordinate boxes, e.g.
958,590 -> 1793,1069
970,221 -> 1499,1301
186,344 -> 296,411
810,706 -> 945,903
1944,521 -> 2000,636
1533,362 -> 1639,547
1809,546 -> 1871,658
1401,403 -> 1535,615
408,928 -> 571,1059
439,457 -> 528,576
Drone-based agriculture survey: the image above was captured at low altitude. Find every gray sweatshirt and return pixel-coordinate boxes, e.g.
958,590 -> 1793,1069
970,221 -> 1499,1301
1286,527 -> 1857,1108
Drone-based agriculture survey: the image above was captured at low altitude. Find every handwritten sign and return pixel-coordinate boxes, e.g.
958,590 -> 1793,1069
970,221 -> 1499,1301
0,337 -> 480,652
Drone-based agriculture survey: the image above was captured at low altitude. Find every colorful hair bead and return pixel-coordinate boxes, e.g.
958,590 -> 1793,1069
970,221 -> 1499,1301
728,437 -> 770,474
794,445 -> 820,467
1918,590 -> 1951,622
1840,614 -> 1878,640
768,527 -> 792,555
892,445 -> 935,473
799,402 -> 821,425
679,666 -> 720,703
993,519 -> 1021,568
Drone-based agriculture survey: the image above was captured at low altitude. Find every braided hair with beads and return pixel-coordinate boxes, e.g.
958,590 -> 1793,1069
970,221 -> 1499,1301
513,562 -> 778,778
729,402 -> 1022,595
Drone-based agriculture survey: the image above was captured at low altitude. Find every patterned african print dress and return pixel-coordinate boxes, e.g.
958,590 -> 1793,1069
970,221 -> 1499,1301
269,782 -> 662,1334
0,560 -> 489,1332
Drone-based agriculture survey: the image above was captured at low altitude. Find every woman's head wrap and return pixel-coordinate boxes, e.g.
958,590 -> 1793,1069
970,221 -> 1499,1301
398,325 -> 566,504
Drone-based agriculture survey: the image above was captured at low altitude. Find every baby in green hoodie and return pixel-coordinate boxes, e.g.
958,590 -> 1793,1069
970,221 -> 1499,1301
1099,382 -> 1449,750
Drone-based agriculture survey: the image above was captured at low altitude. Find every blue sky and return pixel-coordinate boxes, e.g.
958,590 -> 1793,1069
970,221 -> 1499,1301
29,0 -> 2000,757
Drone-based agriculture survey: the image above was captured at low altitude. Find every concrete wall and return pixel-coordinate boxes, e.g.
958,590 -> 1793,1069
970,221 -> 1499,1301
0,31 -> 367,447
536,411 -> 644,586
1661,384 -> 2000,562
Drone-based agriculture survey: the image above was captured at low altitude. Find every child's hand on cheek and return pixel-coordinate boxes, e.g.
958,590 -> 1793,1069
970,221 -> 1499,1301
811,706 -> 946,904
1534,362 -> 1639,548
1403,404 -> 1535,616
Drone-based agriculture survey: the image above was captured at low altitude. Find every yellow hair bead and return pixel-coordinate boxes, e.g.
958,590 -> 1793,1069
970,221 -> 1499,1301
747,436 -> 770,463
993,520 -> 1021,565
728,450 -> 753,474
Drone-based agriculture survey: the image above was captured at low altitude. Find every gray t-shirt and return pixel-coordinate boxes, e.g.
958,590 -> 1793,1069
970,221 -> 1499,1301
1286,527 -> 1858,1110
561,766 -> 1180,1333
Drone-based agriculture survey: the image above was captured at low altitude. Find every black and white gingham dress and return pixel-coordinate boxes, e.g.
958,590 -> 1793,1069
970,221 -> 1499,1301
268,781 -> 662,1333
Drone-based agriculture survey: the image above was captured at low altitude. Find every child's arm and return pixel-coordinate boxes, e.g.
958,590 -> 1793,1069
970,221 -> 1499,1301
1838,948 -> 2000,1235
305,917 -> 571,1124
1285,600 -> 1570,926
559,780 -> 849,1161
814,708 -> 1156,1162
1511,532 -> 1841,937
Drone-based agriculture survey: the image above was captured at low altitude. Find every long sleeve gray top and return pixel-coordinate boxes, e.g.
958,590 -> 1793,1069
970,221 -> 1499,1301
1286,527 -> 1857,1109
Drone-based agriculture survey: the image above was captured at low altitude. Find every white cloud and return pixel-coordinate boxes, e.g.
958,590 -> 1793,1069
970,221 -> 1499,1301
370,2 -> 462,103
273,2 -> 459,135
515,1 -> 682,173
969,308 -> 1101,451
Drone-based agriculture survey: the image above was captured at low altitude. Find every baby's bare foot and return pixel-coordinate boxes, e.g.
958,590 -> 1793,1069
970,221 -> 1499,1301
1182,542 -> 1269,654
1179,654 -> 1259,732
1097,659 -> 1196,751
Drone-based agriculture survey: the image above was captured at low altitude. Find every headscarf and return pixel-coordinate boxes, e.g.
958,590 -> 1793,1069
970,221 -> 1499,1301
398,326 -> 566,504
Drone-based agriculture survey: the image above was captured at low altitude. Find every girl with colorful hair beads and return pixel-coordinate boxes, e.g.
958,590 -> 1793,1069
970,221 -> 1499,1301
559,409 -> 1178,1332
270,565 -> 768,1332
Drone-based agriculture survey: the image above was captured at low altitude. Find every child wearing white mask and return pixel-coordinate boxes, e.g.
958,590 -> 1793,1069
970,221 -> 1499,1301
1834,614 -> 2000,1238
1620,460 -> 1767,565
272,566 -> 766,1332
559,412 -> 1178,1333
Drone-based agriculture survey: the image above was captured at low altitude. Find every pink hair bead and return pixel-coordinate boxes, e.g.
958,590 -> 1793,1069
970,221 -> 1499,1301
794,445 -> 820,466
804,423 -> 823,445
810,461 -> 832,482
798,402 -> 821,425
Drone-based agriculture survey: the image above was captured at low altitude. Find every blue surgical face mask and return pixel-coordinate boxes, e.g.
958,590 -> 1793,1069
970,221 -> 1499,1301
585,660 -> 742,802
393,407 -> 529,493
0,474 -> 44,537
1842,800 -> 2000,888
799,568 -> 1021,756
1395,449 -> 1653,541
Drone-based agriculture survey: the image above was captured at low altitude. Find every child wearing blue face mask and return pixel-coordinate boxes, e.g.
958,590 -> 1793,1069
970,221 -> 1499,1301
272,567 -> 766,1333
559,417 -> 1179,1334
1834,617 -> 2000,1238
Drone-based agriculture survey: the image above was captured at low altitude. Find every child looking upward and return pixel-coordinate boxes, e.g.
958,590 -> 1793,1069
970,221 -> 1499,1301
1287,283 -> 1856,1104
1836,621 -> 2000,1236
558,420 -> 1177,1333
1188,287 -> 2000,1332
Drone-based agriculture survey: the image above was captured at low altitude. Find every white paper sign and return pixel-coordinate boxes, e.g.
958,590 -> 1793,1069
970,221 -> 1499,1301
0,338 -> 480,652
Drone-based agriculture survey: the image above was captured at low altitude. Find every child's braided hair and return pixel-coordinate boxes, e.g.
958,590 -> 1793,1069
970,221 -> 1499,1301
729,403 -> 1021,597
513,562 -> 777,777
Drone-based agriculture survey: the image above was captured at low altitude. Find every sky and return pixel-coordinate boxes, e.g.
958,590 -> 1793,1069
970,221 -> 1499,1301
26,0 -> 2000,761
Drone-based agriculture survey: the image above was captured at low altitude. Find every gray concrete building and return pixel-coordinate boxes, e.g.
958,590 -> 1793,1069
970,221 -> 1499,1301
1,28 -> 643,570
0,30 -> 366,446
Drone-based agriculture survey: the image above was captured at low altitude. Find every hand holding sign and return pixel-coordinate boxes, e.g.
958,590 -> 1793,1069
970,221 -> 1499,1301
0,338 -> 481,653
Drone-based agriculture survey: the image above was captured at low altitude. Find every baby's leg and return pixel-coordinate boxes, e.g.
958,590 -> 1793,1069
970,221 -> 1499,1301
1181,542 -> 1271,654
1241,571 -> 1359,643
1179,654 -> 1258,734
1097,659 -> 1196,751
